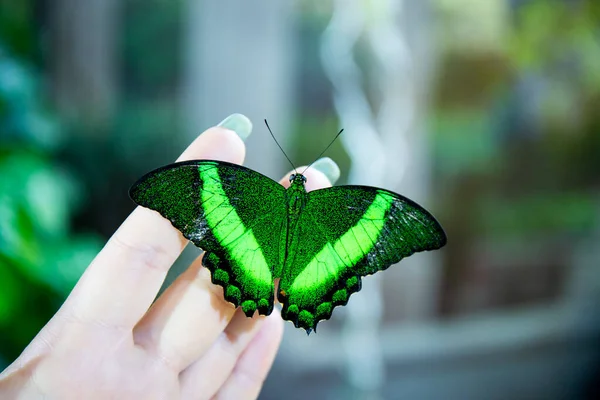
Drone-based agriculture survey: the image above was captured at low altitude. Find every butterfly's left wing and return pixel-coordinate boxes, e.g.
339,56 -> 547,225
278,186 -> 446,332
130,160 -> 287,317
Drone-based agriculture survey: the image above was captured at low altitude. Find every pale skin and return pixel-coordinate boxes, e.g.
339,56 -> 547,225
0,124 -> 332,399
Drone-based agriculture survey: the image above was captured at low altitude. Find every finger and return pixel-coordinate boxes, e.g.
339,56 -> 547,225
178,309 -> 281,399
63,117 -> 249,331
212,312 -> 283,400
133,254 -> 237,371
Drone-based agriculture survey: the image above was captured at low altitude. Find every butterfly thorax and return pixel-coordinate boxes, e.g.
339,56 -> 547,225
286,174 -> 308,222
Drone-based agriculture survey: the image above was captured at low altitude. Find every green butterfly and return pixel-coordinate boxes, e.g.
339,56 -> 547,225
130,160 -> 446,333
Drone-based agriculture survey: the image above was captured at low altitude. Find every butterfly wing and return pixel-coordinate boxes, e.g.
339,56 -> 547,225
278,186 -> 446,332
130,160 -> 286,317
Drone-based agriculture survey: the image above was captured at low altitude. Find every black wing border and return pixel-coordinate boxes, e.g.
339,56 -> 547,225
129,159 -> 282,202
308,184 -> 447,249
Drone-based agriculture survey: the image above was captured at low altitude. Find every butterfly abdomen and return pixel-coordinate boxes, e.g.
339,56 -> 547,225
280,178 -> 309,268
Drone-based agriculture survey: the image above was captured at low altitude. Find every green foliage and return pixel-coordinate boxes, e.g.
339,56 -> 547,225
510,0 -> 600,90
0,1 -> 38,62
432,0 -> 600,241
0,49 -> 102,364
0,52 -> 61,149
478,193 -> 597,237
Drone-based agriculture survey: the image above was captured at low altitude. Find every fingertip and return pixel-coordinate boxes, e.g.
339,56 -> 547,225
310,157 -> 340,185
279,167 -> 333,191
302,168 -> 333,192
267,305 -> 283,329
217,113 -> 253,142
259,307 -> 284,347
177,127 -> 246,164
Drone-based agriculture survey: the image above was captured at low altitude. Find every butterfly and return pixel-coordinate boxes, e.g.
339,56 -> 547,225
130,159 -> 447,333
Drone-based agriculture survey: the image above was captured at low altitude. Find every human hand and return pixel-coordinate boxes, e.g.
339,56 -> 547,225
0,114 -> 333,399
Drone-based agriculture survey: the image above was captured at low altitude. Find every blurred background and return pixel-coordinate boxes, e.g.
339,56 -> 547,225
1,0 -> 599,398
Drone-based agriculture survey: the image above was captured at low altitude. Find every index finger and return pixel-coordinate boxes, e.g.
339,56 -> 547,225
63,115 -> 251,331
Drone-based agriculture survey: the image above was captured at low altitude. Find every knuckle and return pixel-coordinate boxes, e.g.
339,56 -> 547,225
111,233 -> 174,273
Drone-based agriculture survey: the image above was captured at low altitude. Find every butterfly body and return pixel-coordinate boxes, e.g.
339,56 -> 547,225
282,174 -> 308,273
130,160 -> 446,333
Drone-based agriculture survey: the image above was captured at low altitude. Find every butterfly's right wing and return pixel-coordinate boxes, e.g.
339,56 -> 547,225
278,185 -> 446,332
130,160 -> 286,316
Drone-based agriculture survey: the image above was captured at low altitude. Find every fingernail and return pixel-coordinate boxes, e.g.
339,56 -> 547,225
218,113 -> 253,141
312,157 -> 340,185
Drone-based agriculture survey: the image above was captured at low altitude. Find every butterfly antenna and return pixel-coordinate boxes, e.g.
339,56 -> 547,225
301,128 -> 344,175
265,119 -> 296,173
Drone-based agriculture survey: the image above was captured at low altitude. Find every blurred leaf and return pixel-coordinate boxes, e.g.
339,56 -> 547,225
25,165 -> 79,237
510,0 -> 600,94
0,2 -> 37,60
0,51 -> 62,149
0,151 -> 82,236
0,50 -> 36,109
0,197 -> 38,266
0,256 -> 25,326
0,150 -> 100,294
27,235 -> 102,295
0,46 -> 103,364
